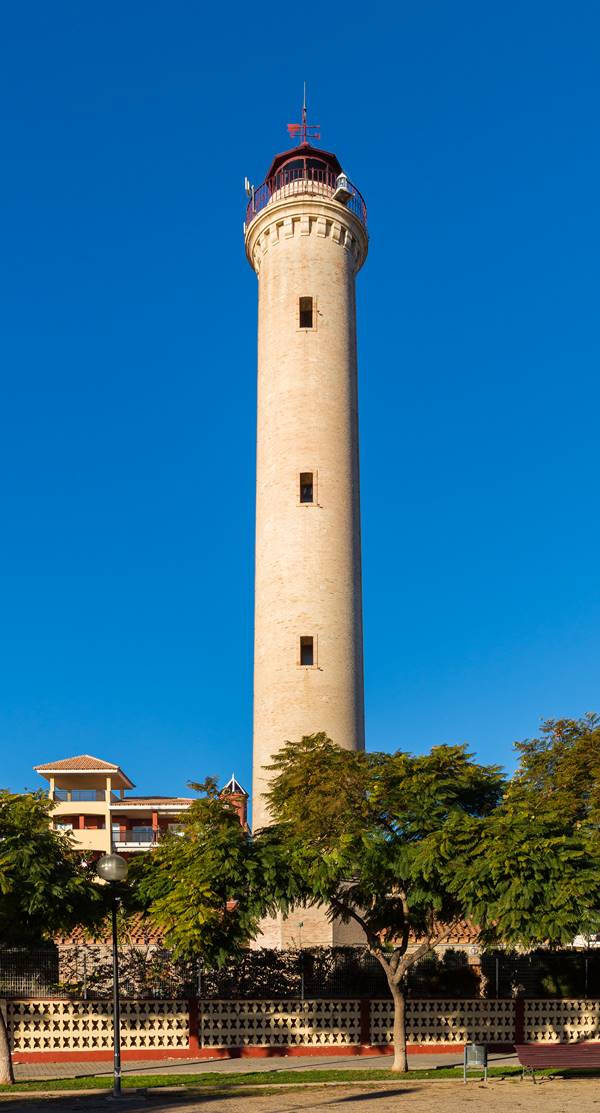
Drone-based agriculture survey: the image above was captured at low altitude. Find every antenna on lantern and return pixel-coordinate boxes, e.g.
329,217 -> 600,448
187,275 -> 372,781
287,82 -> 320,146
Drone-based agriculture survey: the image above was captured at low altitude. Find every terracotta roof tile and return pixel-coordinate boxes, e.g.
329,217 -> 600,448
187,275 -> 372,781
34,754 -> 135,789
55,917 -> 480,949
407,920 -> 480,946
110,797 -> 193,806
34,754 -> 120,772
55,912 -> 165,946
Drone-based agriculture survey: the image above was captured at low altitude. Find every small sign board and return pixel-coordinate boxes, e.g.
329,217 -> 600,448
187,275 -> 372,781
463,1042 -> 488,1083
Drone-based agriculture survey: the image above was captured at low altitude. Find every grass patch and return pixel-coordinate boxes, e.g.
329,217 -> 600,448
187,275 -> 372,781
0,1066 -> 524,1093
4,1064 -> 600,1093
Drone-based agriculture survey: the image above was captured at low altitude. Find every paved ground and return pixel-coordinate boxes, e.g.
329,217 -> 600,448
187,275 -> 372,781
1,1078 -> 599,1112
14,1051 -> 518,1080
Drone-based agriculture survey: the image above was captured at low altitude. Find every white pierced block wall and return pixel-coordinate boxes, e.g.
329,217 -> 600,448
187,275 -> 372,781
370,1000 -> 515,1045
7,997 -> 525,1053
525,1000 -> 600,1042
200,1000 -> 361,1047
8,1000 -> 188,1052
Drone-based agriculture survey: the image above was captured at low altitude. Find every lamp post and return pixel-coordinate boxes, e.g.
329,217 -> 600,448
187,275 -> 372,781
298,921 -> 304,1002
96,853 -> 128,1098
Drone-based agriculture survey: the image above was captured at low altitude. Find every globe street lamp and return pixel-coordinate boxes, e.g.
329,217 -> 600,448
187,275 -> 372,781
96,853 -> 128,1098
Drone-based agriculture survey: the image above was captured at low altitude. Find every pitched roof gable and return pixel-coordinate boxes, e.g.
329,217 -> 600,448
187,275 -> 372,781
33,754 -> 134,789
34,754 -> 119,772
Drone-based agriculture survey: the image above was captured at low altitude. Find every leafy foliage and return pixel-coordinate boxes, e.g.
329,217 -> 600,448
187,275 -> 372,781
0,792 -> 103,946
128,779 -> 299,967
266,734 -> 504,953
127,723 -> 600,1072
426,715 -> 600,949
507,713 -> 600,829
431,812 -> 600,947
265,731 -> 600,1069
0,791 -> 103,1083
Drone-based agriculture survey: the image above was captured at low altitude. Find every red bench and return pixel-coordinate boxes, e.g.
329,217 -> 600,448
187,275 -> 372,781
515,1042 -> 600,1082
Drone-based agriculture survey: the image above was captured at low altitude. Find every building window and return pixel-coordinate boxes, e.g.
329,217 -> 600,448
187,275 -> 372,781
300,472 -> 314,503
83,817 -> 105,830
299,296 -> 313,328
300,636 -> 314,666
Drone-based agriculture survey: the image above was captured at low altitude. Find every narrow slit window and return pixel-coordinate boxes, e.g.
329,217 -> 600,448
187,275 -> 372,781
300,472 -> 313,503
300,636 -> 314,666
299,296 -> 313,329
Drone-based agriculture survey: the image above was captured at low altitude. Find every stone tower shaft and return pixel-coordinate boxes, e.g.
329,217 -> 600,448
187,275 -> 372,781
245,148 -> 368,837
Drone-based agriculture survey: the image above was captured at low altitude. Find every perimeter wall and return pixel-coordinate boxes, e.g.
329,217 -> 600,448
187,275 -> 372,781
6,997 -> 600,1062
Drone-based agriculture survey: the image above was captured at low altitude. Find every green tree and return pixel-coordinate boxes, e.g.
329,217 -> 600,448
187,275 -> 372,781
130,726 -> 600,1073
128,779 -> 298,966
0,792 -> 103,1083
266,733 -> 600,1071
438,714 -> 600,951
506,713 -> 600,828
430,810 -> 600,947
265,734 -> 504,1071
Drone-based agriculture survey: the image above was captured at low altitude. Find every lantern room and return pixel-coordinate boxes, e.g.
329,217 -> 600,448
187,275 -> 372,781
265,143 -> 342,191
245,141 -> 367,231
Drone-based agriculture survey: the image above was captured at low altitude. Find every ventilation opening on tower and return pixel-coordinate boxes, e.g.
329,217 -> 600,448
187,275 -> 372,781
299,296 -> 313,329
300,636 -> 314,666
300,473 -> 314,503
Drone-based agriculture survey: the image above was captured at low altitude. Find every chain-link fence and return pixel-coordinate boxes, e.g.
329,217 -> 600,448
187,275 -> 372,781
0,947 -> 199,1000
0,950 -> 60,997
480,949 -> 600,998
2,945 -> 600,1001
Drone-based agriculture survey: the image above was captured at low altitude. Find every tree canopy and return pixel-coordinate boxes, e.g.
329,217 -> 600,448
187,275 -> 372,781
506,713 -> 600,829
266,734 -> 504,940
0,791 -> 103,946
0,791 -> 103,1082
128,778 -> 298,968
265,732 -> 600,1069
265,734 -> 505,1068
131,722 -> 600,1073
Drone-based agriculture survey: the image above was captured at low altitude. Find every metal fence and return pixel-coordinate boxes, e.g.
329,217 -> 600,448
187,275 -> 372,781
2,946 -> 600,1001
0,950 -> 60,998
246,173 -> 367,230
480,949 -> 600,999
0,948 -> 200,1000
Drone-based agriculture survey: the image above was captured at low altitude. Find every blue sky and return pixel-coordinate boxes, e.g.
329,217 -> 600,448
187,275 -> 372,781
1,1 -> 599,804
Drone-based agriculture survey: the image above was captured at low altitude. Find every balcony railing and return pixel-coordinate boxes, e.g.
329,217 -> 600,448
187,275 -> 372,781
246,167 -> 367,230
53,788 -> 106,802
112,827 -> 184,847
113,829 -> 155,845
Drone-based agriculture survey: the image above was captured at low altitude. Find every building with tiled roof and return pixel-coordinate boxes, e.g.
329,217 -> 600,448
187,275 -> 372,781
34,754 -> 133,779
34,755 -> 248,857
54,911 -> 166,947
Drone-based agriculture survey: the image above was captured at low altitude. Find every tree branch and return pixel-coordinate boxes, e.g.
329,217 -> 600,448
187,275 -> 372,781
328,897 -> 380,953
399,891 -> 410,955
395,920 -> 465,982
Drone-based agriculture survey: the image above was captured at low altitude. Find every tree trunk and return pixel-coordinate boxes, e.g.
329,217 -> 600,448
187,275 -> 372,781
389,982 -> 408,1072
0,1003 -> 14,1085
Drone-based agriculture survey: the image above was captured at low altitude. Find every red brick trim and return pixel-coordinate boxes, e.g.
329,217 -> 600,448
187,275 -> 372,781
514,998 -> 525,1043
188,998 -> 200,1056
12,1042 -> 515,1065
12,1050 -> 197,1064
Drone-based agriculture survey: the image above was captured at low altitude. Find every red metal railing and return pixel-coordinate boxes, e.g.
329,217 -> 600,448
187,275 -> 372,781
246,168 -> 367,230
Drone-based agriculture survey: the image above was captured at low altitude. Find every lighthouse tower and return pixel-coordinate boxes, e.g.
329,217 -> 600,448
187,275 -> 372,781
245,110 -> 368,939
